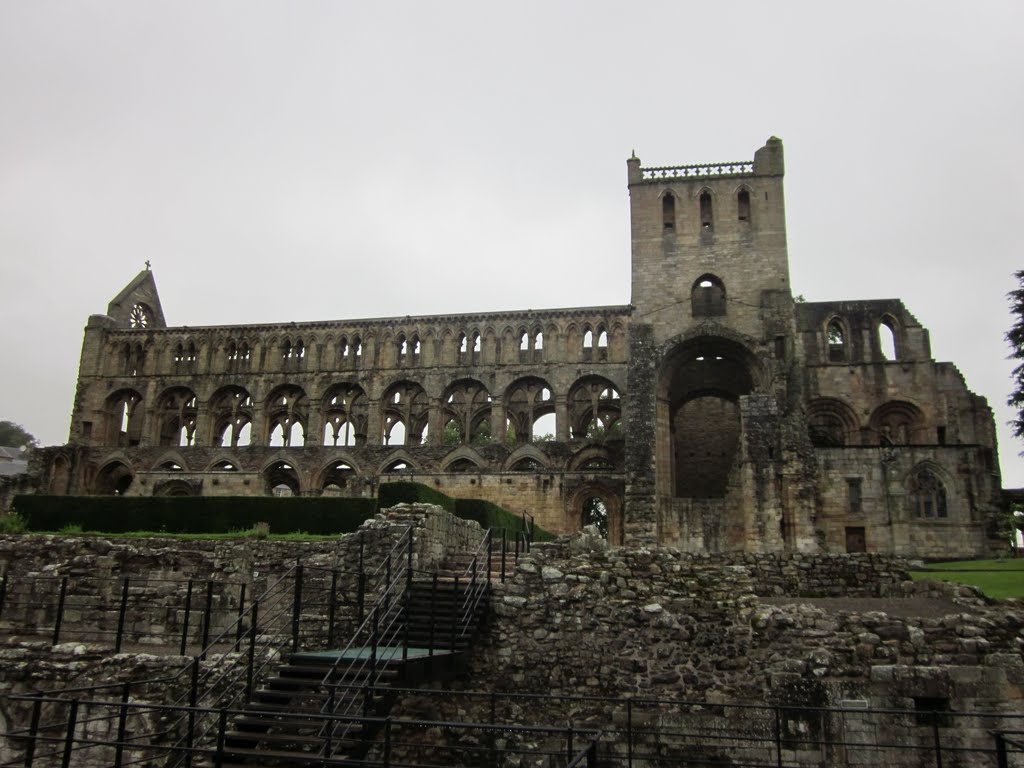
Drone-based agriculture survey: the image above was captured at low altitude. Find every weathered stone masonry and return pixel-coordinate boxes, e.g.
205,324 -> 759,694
22,137 -> 1005,558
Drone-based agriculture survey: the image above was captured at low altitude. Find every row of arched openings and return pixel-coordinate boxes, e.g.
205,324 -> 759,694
94,449 -> 620,498
662,188 -> 752,232
115,322 -> 624,378
825,315 -> 901,363
103,376 -> 623,450
807,398 -> 937,448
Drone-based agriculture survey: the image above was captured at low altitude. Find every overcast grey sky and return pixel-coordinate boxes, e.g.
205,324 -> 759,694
2,2 -> 1023,483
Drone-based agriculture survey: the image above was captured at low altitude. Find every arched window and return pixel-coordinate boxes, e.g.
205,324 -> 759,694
909,468 -> 948,519
691,275 -> 726,317
582,496 -> 608,538
737,189 -> 751,222
827,319 -> 846,362
662,191 -> 676,230
699,191 -> 713,230
879,317 -> 899,361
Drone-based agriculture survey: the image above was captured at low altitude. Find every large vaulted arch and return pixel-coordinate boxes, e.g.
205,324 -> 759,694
657,335 -> 764,499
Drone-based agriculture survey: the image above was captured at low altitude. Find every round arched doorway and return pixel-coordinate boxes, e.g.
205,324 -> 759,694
658,336 -> 763,499
572,485 -> 623,545
94,460 -> 134,495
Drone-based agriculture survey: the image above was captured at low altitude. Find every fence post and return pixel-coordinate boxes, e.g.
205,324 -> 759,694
115,577 -> 130,653
214,708 -> 227,768
234,582 -> 247,651
384,554 -> 392,615
406,527 -> 414,590
626,698 -> 633,768
566,721 -> 575,765
450,576 -> 458,660
427,573 -> 437,672
185,657 -> 199,767
995,732 -> 1009,768
114,682 -> 130,768
357,572 -> 367,625
24,696 -> 42,768
245,600 -> 259,702
774,706 -> 783,768
402,583 -> 411,663
500,529 -> 507,583
486,528 -> 493,581
370,606 -> 379,668
0,574 -> 7,620
324,686 -> 336,758
292,564 -> 304,653
199,580 -> 214,660
383,718 -> 392,768
60,699 -> 79,768
327,569 -> 339,648
489,692 -> 497,768
180,579 -> 194,656
932,710 -> 943,768
52,576 -> 68,645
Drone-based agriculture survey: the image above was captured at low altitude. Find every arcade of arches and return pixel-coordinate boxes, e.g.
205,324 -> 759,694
35,139 -> 1004,559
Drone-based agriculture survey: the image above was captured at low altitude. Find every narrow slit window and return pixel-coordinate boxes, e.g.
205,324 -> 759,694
662,192 -> 676,230
738,189 -> 751,221
699,191 -> 713,230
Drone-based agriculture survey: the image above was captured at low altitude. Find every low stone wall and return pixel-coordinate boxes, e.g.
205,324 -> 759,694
713,552 -> 913,597
0,503 -> 485,766
0,503 -> 483,652
413,534 -> 1024,759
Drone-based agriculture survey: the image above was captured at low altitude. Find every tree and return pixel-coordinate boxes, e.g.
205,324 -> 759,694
1007,271 -> 1024,444
0,421 -> 38,449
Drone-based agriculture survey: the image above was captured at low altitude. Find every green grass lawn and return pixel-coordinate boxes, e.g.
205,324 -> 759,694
910,558 -> 1024,599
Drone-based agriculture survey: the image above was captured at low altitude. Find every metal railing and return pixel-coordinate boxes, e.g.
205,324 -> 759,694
325,685 -> 1024,768
0,572 -> 251,653
1,521 -> 538,766
7,686 -> 1024,768
2,558 -> 368,768
1,693 -> 601,768
317,524 -> 501,760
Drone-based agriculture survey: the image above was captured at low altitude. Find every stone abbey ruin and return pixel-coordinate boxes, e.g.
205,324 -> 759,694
1,139 -> 1022,766
24,137 -> 1004,559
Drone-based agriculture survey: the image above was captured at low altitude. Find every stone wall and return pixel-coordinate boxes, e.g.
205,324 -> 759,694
0,503 -> 484,765
439,536 -> 1024,726
0,504 -> 484,652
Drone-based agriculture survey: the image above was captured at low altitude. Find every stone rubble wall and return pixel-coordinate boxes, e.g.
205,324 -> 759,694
0,503 -> 483,651
0,503 -> 482,766
395,535 -> 1024,766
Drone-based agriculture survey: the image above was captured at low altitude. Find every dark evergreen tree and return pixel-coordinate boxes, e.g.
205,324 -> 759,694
1007,270 -> 1024,443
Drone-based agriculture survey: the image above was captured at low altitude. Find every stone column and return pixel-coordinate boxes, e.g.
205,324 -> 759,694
555,395 -> 570,441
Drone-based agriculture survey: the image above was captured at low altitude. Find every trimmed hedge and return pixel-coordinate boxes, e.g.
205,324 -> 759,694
13,495 -> 378,535
12,484 -> 555,540
454,498 -> 554,540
